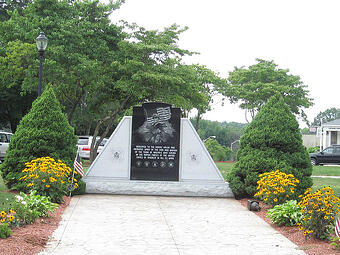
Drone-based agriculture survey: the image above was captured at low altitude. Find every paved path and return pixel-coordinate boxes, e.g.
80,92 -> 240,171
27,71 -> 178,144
312,175 -> 340,178
40,195 -> 305,255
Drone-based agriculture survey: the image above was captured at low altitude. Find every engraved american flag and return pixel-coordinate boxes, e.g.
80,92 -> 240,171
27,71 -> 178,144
147,107 -> 171,125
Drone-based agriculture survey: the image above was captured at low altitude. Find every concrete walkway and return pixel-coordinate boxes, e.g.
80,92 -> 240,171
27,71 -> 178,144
312,175 -> 340,178
39,195 -> 305,255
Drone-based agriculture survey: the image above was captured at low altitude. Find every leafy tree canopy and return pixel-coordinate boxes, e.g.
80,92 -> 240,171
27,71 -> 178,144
0,40 -> 36,131
0,0 -> 227,162
221,59 -> 313,122
0,0 -> 125,129
0,0 -> 32,21
311,107 -> 340,127
83,23 -> 226,160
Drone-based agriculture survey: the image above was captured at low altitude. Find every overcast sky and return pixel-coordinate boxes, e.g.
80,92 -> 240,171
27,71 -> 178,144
110,0 -> 340,126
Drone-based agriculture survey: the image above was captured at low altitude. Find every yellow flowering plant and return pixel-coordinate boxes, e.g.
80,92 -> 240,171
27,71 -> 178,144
0,209 -> 16,225
297,187 -> 340,240
0,209 -> 16,239
19,157 -> 79,203
254,170 -> 300,206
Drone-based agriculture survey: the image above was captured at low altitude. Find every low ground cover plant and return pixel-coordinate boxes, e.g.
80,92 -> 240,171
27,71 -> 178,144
297,187 -> 340,240
330,235 -> 340,251
3,190 -> 58,228
12,194 -> 39,225
0,183 -> 59,238
16,191 -> 58,218
267,200 -> 303,226
19,157 -> 78,203
254,170 -> 300,206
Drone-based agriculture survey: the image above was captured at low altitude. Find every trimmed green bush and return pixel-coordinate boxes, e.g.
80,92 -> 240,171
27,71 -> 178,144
227,94 -> 313,198
0,86 -> 77,190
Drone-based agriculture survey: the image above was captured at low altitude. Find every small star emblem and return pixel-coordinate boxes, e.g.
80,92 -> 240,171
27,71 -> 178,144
168,161 -> 175,168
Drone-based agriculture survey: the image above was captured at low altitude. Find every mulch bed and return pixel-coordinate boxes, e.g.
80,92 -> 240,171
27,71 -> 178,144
1,195 -> 339,254
0,196 -> 71,255
237,198 -> 340,255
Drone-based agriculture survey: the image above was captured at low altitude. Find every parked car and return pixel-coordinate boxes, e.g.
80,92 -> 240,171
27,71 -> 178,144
0,131 -> 13,162
77,136 -> 108,159
309,145 -> 340,165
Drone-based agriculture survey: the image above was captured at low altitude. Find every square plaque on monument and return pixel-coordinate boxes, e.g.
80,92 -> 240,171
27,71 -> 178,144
130,102 -> 181,181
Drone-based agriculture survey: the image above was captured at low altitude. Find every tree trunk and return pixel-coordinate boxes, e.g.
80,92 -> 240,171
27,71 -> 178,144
89,116 -> 110,162
65,82 -> 86,123
89,97 -> 132,162
85,123 -> 91,136
195,111 -> 202,130
245,109 -> 249,123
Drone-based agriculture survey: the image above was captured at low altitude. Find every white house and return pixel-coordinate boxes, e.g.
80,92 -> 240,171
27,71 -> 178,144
317,118 -> 340,150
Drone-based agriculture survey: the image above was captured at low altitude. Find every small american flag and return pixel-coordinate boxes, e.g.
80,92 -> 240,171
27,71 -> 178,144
73,152 -> 84,177
336,217 -> 340,237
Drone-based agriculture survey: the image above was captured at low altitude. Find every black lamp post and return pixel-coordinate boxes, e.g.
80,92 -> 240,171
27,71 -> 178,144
35,31 -> 48,97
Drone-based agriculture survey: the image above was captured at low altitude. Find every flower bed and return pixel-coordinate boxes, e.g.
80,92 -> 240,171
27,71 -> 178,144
0,196 -> 70,255
238,198 -> 336,255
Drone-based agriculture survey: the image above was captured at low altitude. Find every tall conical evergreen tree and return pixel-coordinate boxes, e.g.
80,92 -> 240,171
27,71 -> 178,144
227,94 -> 312,198
0,86 -> 77,190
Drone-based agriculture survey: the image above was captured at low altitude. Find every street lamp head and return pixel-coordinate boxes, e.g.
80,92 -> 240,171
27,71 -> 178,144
36,31 -> 48,52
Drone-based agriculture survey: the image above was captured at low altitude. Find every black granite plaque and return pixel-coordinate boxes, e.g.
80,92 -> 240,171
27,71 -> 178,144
130,102 -> 181,181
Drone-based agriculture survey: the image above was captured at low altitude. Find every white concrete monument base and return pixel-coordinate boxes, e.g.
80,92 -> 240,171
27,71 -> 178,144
85,178 -> 233,197
84,117 -> 234,198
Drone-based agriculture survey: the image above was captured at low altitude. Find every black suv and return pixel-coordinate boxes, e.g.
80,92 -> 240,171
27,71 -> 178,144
309,145 -> 340,165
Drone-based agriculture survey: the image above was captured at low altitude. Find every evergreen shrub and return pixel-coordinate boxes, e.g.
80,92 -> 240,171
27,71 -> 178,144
227,94 -> 313,198
0,87 -> 77,190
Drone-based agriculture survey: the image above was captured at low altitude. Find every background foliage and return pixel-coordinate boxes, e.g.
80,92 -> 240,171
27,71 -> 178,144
192,119 -> 246,147
204,138 -> 232,161
311,107 -> 340,127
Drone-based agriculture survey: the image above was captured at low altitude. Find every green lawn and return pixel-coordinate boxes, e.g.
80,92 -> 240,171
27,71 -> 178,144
82,160 -> 91,173
215,162 -> 340,178
312,165 -> 340,176
0,173 -> 16,209
312,177 -> 340,197
83,166 -> 89,173
0,172 -> 7,192
215,162 -> 234,179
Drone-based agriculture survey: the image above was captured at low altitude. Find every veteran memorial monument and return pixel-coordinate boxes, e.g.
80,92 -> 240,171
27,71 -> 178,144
84,103 -> 233,197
